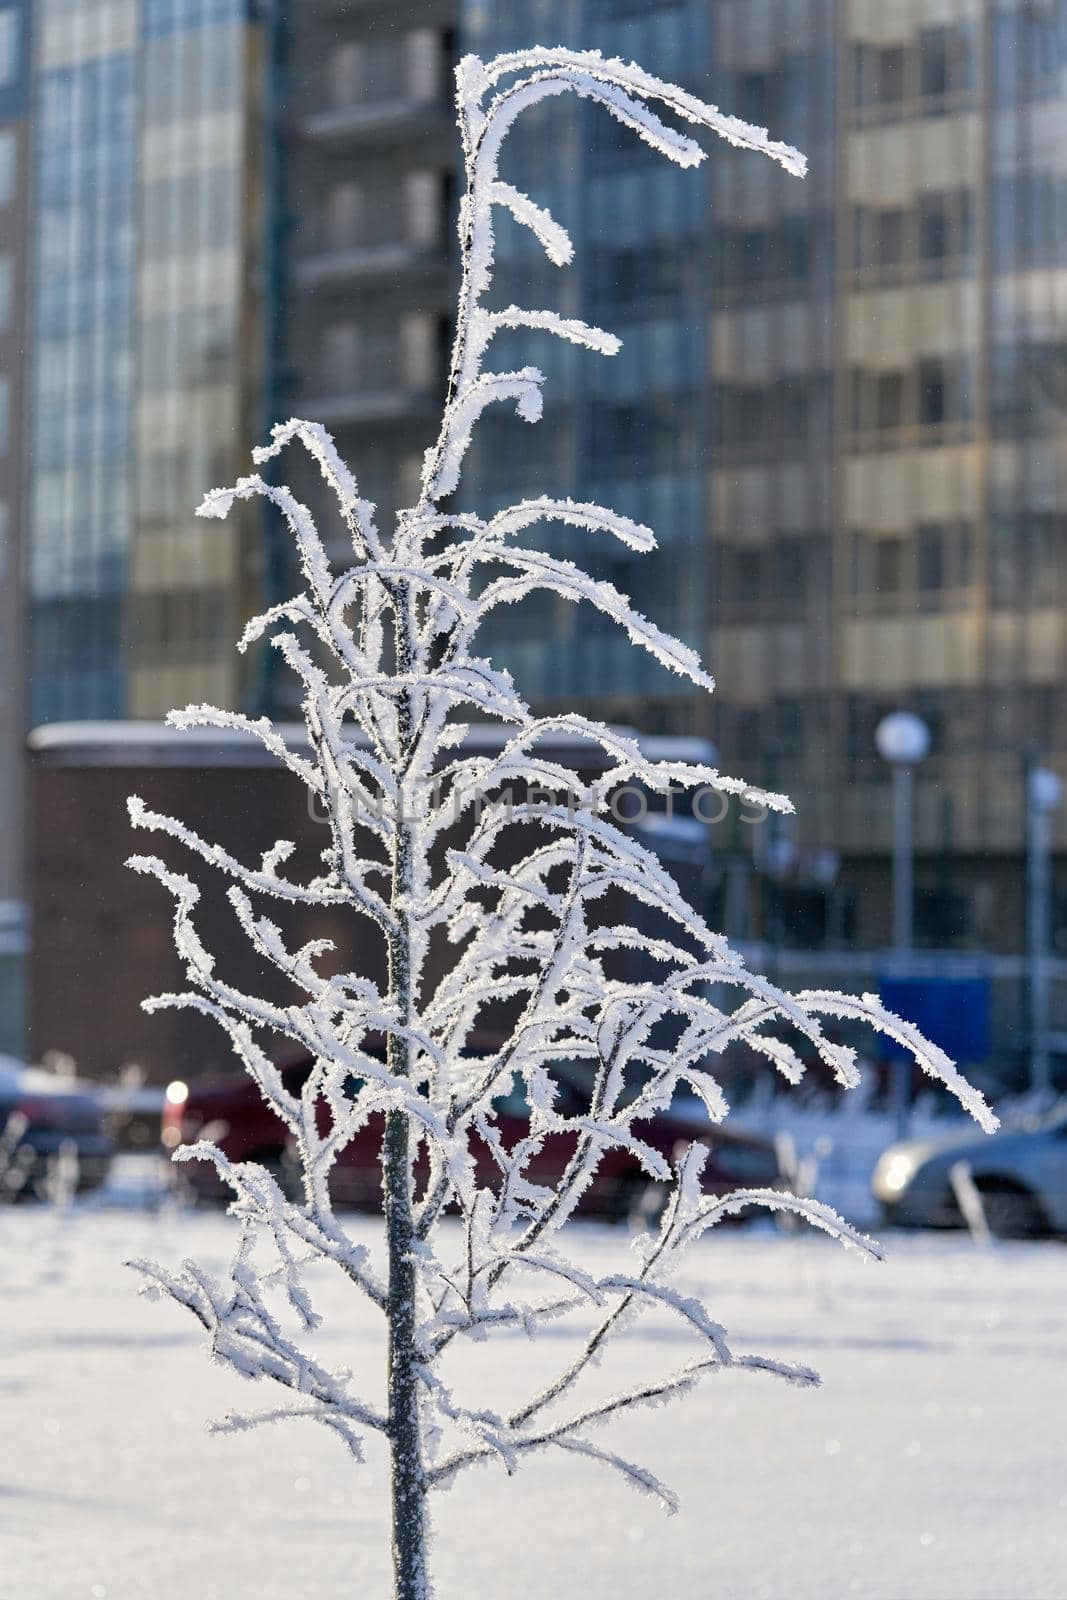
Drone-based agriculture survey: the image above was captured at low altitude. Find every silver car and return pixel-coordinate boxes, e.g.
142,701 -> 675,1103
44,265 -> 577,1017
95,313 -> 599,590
872,1109 -> 1067,1238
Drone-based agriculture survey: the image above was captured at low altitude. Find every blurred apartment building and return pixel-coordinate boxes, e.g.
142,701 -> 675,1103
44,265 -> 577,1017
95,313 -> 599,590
8,0 -> 1067,1060
460,0 -> 713,731
25,0 -> 270,731
19,0 -> 460,718
0,0 -> 29,1054
3,0 -> 274,1055
462,0 -> 1067,958
6,0 -> 459,1051
713,0 -> 1067,955
275,0 -> 456,710
708,0 -> 1067,958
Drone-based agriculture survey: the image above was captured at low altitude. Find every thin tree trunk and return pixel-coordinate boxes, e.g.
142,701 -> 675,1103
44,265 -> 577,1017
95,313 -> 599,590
384,1102 -> 428,1598
385,600 -> 429,1599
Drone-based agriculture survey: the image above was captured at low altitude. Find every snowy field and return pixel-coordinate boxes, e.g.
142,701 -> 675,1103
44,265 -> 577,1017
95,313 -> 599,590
3,1204 -> 1065,1600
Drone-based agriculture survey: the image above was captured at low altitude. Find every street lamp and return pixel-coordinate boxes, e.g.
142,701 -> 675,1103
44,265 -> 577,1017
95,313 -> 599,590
1026,762 -> 1063,1095
876,712 -> 931,1140
875,712 -> 931,954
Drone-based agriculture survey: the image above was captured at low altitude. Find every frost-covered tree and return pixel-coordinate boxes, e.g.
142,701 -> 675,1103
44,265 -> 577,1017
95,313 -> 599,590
127,49 -> 996,1600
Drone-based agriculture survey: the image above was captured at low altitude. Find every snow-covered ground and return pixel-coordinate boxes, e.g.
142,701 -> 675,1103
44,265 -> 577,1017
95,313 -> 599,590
3,1204 -> 1064,1600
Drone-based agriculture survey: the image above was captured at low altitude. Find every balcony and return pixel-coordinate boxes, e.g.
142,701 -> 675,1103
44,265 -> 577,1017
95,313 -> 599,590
302,0 -> 454,21
302,96 -> 452,151
294,241 -> 448,295
296,387 -> 440,430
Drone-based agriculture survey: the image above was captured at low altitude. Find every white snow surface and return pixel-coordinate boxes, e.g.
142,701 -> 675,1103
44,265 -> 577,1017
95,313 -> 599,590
3,1206 -> 1064,1600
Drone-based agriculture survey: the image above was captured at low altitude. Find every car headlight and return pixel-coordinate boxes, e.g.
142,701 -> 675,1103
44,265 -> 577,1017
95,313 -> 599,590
875,1151 -> 915,1195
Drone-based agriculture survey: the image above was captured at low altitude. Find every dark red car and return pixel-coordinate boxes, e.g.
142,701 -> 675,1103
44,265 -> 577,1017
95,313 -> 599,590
163,1050 -> 781,1218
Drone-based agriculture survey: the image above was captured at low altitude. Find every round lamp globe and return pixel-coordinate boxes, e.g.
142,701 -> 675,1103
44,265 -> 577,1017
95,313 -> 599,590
875,711 -> 931,767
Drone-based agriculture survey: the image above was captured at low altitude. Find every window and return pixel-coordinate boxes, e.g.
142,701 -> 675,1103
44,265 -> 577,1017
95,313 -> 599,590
0,129 -> 14,206
919,27 -> 950,101
993,172 -> 1066,269
591,243 -> 686,315
738,71 -> 769,126
741,229 -> 768,284
959,189 -> 976,260
399,312 -> 435,389
775,539 -> 809,602
848,530 -> 863,594
0,252 -> 12,331
852,26 -> 977,124
779,216 -> 811,281
852,191 -> 977,285
874,537 -> 904,593
852,41 -> 906,112
133,589 -> 228,657
0,9 -> 18,89
329,38 -> 407,109
715,216 -> 830,304
330,43 -> 361,108
958,523 -> 973,588
327,183 -> 363,252
776,381 -> 806,442
919,360 -> 946,426
321,322 -> 360,394
918,189 -> 975,277
920,23 -> 978,111
405,172 -> 440,248
876,373 -> 904,431
879,46 -> 905,106
917,525 -> 944,591
919,195 -> 949,265
738,388 -> 766,441
736,550 -> 763,603
406,29 -> 441,103
877,208 -> 905,267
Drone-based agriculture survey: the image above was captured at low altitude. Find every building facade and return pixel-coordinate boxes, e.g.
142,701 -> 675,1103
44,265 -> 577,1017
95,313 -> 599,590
711,0 -> 1066,953
15,0 -> 461,1054
460,0 -> 713,731
13,0 -> 1067,1071
22,0 -> 462,736
0,0 -> 30,1054
278,0 -> 457,713
12,0 -> 270,1055
26,0 -> 269,732
458,0 -> 1067,963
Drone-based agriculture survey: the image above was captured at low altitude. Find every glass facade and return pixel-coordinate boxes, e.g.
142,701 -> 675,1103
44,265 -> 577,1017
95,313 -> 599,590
460,0 -> 711,730
26,0 -> 263,726
459,0 -> 1067,953
0,0 -> 28,1054
829,0 -> 1066,949
984,0 -> 1067,856
130,0 -> 257,717
28,13 -> 136,722
17,0 -> 1066,957
284,0 -> 455,643
707,0 -> 838,867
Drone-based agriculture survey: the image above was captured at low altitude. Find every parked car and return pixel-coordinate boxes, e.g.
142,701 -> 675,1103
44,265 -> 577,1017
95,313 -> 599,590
872,1107 -> 1067,1237
162,1050 -> 781,1217
97,1079 -> 167,1152
0,1057 -> 114,1199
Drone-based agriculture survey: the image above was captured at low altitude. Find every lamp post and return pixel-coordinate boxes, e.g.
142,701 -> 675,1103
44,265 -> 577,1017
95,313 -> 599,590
875,712 -> 931,1137
1026,763 -> 1063,1096
875,712 -> 932,953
